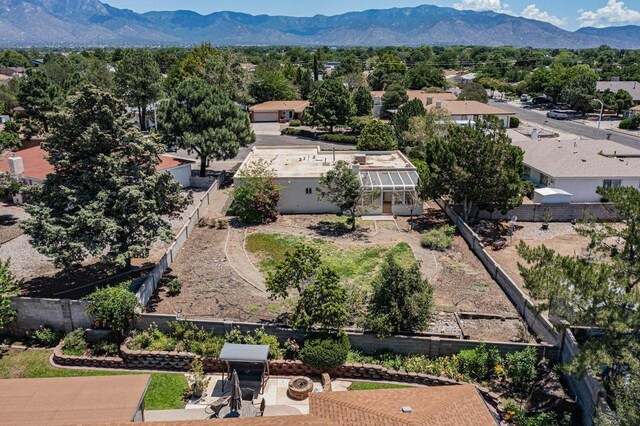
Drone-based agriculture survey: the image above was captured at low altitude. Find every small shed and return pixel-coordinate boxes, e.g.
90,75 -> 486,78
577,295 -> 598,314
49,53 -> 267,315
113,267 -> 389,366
220,343 -> 270,392
534,187 -> 572,204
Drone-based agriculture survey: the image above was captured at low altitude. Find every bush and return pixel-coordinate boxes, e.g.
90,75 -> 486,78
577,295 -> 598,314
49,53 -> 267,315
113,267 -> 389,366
348,116 -> 375,134
62,329 -> 87,356
300,332 -> 351,372
420,225 -> 456,251
505,347 -> 538,394
86,283 -> 141,338
224,327 -> 283,359
166,279 -> 182,297
3,120 -> 20,134
93,339 -> 120,356
619,115 -> 640,130
230,180 -> 280,224
29,326 -> 62,347
288,119 -> 301,127
318,133 -> 358,144
129,323 -> 178,352
456,343 -> 503,382
282,127 -> 316,138
509,117 -> 520,128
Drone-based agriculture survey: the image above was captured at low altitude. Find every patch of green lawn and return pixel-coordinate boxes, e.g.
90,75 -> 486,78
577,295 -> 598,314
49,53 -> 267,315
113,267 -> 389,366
246,232 -> 415,287
348,381 -> 411,391
0,349 -> 187,410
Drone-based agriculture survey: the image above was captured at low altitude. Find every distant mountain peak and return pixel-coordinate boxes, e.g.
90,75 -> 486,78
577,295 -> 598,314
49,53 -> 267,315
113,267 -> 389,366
0,1 -> 639,48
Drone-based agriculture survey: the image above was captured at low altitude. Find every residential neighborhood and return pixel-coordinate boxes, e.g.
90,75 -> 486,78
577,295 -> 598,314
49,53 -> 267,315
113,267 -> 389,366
1,2 -> 640,426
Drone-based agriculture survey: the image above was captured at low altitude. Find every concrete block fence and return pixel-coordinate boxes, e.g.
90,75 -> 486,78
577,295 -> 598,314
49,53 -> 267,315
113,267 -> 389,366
474,202 -> 619,222
9,297 -> 92,335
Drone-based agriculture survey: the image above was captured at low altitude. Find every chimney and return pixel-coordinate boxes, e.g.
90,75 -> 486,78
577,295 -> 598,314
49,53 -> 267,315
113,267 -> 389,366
426,97 -> 433,106
8,156 -> 24,176
531,128 -> 539,141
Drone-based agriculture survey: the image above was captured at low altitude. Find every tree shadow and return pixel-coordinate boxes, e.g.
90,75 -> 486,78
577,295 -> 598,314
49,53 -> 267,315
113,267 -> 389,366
0,214 -> 18,227
145,270 -> 178,313
20,262 -> 154,300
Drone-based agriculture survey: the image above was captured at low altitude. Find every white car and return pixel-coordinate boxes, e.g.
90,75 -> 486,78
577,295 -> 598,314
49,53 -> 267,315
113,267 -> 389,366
546,110 -> 572,120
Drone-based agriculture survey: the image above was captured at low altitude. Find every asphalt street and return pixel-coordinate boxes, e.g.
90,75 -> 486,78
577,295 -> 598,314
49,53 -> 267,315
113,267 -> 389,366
490,100 -> 640,149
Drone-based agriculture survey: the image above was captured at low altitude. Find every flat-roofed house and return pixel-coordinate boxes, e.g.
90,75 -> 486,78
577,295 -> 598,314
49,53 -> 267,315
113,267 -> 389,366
235,146 -> 422,216
427,100 -> 515,128
249,100 -> 310,123
513,138 -> 640,203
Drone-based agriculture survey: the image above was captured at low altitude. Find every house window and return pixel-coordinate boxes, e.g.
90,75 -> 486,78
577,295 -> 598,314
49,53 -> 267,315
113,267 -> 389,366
305,188 -> 313,194
603,179 -> 622,189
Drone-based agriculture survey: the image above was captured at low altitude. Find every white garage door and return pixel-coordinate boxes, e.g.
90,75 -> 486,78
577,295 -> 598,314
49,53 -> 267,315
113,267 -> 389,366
252,112 -> 279,122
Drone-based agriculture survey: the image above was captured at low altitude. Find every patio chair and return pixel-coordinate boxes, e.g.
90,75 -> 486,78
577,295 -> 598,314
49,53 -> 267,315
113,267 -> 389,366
206,396 -> 230,418
241,388 -> 256,402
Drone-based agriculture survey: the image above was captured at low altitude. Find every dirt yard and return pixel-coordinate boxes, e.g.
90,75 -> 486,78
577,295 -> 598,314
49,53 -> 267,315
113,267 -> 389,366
151,199 -> 530,342
486,222 -> 590,293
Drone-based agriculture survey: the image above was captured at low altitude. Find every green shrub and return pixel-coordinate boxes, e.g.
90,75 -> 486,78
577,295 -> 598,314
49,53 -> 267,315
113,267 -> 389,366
457,343 -> 502,382
288,119 -> 301,127
93,339 -> 120,356
29,326 -> 62,347
230,178 -> 280,224
505,347 -> 538,394
504,400 -> 571,426
129,324 -> 177,352
420,225 -> 456,251
189,335 -> 225,357
62,329 -> 87,356
318,133 -> 358,144
509,116 -> 520,128
224,327 -> 283,359
166,279 -> 182,297
3,120 -> 21,134
348,116 -> 375,134
282,127 -> 316,138
619,115 -> 640,130
300,332 -> 351,372
86,283 -> 140,338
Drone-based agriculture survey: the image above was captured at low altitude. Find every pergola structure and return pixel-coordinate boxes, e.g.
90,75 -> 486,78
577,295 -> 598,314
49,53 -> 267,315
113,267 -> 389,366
219,343 -> 270,393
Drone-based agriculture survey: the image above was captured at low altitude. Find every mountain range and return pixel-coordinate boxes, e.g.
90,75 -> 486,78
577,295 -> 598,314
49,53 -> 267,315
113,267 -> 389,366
1,0 -> 640,48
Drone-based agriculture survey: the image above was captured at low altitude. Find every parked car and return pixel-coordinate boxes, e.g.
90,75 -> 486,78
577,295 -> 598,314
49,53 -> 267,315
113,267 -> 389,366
547,109 -> 574,120
520,94 -> 529,102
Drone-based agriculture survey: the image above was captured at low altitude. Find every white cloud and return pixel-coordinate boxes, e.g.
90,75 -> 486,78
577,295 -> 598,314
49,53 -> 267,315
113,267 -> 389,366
578,0 -> 640,27
453,0 -> 511,14
521,4 -> 567,27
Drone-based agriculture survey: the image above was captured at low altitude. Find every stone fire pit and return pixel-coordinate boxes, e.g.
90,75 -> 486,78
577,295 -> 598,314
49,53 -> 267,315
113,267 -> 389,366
287,376 -> 313,400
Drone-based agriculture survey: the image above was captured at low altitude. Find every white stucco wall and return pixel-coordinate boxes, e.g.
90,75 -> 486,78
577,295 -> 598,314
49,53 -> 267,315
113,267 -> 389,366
276,178 -> 342,214
166,164 -> 192,188
552,178 -> 640,203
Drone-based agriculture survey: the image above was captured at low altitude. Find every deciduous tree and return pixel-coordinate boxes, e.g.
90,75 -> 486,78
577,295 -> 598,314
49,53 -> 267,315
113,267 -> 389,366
160,78 -> 255,177
459,82 -> 488,103
392,98 -> 425,150
406,63 -> 446,90
22,87 -> 189,269
356,120 -> 397,151
309,79 -> 354,133
352,86 -> 374,117
249,69 -> 297,103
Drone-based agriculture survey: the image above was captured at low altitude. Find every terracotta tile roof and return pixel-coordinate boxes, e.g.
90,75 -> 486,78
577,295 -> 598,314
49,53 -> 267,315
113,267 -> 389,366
426,100 -> 515,116
249,101 -> 310,113
0,144 -> 192,181
0,375 -> 150,425
309,385 -> 496,426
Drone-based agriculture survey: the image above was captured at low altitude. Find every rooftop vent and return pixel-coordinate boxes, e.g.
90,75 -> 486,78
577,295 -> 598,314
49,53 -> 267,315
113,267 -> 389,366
402,407 -> 413,414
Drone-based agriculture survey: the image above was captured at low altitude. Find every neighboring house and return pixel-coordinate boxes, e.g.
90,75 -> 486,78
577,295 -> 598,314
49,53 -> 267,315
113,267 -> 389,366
596,80 -> 640,104
235,146 -> 422,216
460,73 -> 477,86
512,138 -> 640,203
426,100 -> 515,128
0,66 -> 26,77
240,63 -> 257,73
630,105 -> 640,116
0,74 -> 11,85
249,101 -> 310,123
0,144 -> 194,188
371,90 -> 457,116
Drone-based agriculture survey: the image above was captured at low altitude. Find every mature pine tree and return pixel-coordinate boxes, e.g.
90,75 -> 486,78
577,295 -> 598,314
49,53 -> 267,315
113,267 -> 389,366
22,87 -> 189,269
17,70 -> 60,133
160,78 -> 255,177
392,98 -> 426,151
419,120 -> 531,220
381,83 -> 408,114
309,79 -> 355,133
115,49 -> 162,131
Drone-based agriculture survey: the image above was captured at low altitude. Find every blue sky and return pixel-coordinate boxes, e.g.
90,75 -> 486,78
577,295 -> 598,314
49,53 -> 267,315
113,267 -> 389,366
104,1 -> 640,30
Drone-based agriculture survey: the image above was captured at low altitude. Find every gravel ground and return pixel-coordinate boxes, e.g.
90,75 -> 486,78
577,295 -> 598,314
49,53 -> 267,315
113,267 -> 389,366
425,312 -> 462,337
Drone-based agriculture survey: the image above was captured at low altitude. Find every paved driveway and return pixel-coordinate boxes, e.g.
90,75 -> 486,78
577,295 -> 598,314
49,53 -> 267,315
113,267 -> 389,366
251,122 -> 282,136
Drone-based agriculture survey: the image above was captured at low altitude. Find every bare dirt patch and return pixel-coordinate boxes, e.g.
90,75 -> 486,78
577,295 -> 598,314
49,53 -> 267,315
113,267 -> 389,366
458,317 -> 532,343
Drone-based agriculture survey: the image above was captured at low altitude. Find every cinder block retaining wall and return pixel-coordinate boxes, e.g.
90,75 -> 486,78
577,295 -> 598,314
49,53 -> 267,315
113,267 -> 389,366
136,313 -> 557,360
474,203 -> 619,222
8,297 -> 92,335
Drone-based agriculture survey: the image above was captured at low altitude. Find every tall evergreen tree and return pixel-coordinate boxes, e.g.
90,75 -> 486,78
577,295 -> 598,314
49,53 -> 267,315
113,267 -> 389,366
160,79 -> 255,177
17,70 -> 60,133
392,98 -> 426,151
352,86 -> 374,116
115,49 -> 162,131
309,79 -> 354,133
22,87 -> 189,269
381,83 -> 408,114
356,120 -> 397,151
